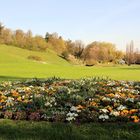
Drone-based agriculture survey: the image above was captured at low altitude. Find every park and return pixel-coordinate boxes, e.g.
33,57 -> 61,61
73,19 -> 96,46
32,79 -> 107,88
0,0 -> 140,139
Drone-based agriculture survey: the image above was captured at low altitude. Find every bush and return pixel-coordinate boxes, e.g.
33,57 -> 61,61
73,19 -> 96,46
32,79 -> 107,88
85,59 -> 97,66
61,51 -> 69,60
27,55 -> 42,61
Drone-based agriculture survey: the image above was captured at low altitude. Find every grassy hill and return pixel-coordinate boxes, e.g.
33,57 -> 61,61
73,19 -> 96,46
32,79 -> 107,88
0,44 -> 140,81
0,44 -> 69,65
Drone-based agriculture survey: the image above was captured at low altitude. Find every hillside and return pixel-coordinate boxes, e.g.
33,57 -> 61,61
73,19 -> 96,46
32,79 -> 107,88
0,45 -> 70,65
0,44 -> 140,81
0,44 -> 71,80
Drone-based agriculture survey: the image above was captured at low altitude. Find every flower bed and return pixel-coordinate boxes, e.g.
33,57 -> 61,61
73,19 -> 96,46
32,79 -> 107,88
0,77 -> 140,123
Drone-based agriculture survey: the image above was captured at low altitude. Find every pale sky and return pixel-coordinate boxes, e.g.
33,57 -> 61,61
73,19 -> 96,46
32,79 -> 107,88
0,0 -> 140,50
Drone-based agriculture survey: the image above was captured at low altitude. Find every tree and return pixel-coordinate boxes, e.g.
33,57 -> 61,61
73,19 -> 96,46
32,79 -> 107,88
45,32 -> 50,42
33,35 -> 47,51
0,22 -> 4,35
126,41 -> 136,65
82,41 -> 122,65
0,28 -> 13,45
73,40 -> 84,59
14,29 -> 26,48
45,32 -> 66,54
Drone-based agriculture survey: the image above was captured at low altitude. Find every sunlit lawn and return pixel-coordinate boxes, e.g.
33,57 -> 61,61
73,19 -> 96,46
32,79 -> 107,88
0,63 -> 140,81
0,45 -> 140,81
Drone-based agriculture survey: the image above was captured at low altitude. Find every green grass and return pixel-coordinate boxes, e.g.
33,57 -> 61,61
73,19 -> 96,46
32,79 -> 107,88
0,119 -> 139,140
0,44 -> 140,81
0,45 -> 140,139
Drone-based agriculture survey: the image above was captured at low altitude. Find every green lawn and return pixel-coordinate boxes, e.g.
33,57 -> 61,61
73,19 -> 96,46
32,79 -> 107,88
0,120 -> 139,140
0,44 -> 140,81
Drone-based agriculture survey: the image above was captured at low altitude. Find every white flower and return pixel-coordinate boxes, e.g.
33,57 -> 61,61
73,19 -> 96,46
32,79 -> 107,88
66,116 -> 75,121
25,87 -> 31,91
66,112 -> 78,122
107,81 -> 116,86
89,98 -> 92,101
112,98 -> 119,103
70,106 -> 77,112
126,98 -> 134,103
137,102 -> 140,106
22,95 -> 25,99
67,112 -> 78,117
117,105 -> 127,111
67,112 -> 73,117
45,102 -> 51,107
131,89 -> 139,95
102,97 -> 111,102
99,114 -> 109,121
110,111 -> 119,117
100,109 -> 109,113
41,114 -> 47,119
50,97 -> 55,103
29,85 -> 34,88
38,87 -> 45,91
114,94 -> 120,98
6,97 -> 14,107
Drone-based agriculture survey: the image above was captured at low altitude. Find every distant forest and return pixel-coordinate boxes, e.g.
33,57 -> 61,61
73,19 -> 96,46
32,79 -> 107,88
0,23 -> 140,65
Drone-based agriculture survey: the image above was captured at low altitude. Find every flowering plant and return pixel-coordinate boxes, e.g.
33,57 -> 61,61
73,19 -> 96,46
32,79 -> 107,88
0,78 -> 139,123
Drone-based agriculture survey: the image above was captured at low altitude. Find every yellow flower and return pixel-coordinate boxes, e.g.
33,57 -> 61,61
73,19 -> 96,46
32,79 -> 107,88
0,99 -> 5,103
17,97 -> 22,101
1,95 -> 7,100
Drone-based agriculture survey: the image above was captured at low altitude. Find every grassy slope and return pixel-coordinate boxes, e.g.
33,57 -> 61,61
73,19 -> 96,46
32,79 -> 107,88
0,120 -> 140,140
0,44 -> 140,81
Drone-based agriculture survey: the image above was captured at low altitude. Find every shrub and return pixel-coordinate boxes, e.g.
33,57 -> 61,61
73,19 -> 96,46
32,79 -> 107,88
27,55 -> 42,61
85,59 -> 97,66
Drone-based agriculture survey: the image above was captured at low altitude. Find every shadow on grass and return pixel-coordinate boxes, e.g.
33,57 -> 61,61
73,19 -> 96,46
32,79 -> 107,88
119,67 -> 140,70
0,76 -> 34,81
0,120 -> 140,140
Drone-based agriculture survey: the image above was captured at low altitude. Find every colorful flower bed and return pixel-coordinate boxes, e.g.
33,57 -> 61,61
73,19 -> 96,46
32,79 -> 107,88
0,78 -> 140,123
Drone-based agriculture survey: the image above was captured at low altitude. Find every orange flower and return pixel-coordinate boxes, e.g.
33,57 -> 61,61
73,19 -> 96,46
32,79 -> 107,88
134,119 -> 139,123
0,95 -> 7,100
107,93 -> 114,97
89,101 -> 97,106
119,93 -> 126,98
129,109 -> 138,115
120,110 -> 129,116
76,105 -> 84,110
0,99 -> 5,103
11,90 -> 19,97
131,116 -> 140,123
107,106 -> 112,112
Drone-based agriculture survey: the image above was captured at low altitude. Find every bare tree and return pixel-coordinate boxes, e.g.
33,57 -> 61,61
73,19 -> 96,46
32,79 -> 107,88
73,40 -> 84,59
126,41 -> 136,65
0,22 -> 4,35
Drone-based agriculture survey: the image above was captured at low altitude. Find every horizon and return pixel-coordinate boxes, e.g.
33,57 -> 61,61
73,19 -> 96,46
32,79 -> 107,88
0,0 -> 140,51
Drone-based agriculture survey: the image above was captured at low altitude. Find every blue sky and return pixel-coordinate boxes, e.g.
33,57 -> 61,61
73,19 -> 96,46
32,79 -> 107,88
0,0 -> 140,50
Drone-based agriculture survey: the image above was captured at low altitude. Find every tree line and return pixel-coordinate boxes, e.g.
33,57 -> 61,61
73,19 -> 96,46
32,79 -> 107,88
0,23 -> 140,65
